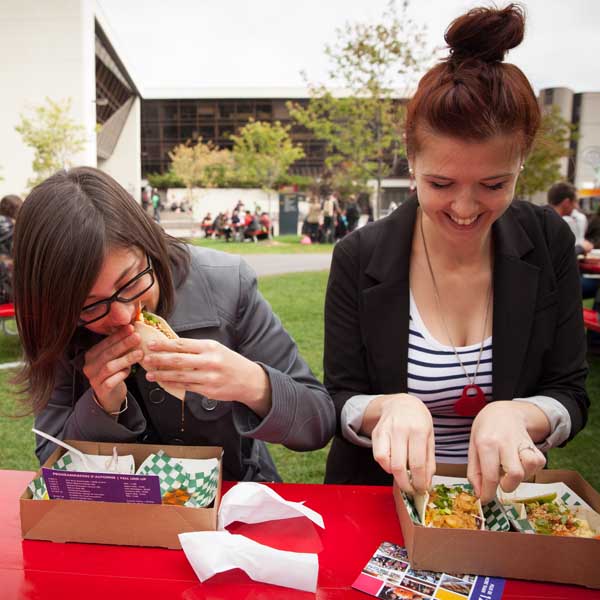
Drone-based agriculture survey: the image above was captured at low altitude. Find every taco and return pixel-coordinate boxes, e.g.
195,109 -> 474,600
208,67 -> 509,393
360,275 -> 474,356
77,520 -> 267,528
508,493 -> 599,538
415,484 -> 484,530
134,307 -> 186,401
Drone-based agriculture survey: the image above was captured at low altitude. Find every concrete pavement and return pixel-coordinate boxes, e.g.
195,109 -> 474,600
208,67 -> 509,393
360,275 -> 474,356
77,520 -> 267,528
242,253 -> 332,276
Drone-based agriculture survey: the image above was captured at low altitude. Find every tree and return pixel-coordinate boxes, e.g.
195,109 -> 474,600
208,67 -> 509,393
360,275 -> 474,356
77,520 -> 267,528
516,106 -> 577,198
15,97 -> 87,188
288,0 -> 432,212
169,139 -> 233,203
230,119 -> 305,190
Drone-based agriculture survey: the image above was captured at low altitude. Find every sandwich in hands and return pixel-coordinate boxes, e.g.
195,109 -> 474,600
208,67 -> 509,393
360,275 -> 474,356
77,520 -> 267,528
133,306 -> 186,401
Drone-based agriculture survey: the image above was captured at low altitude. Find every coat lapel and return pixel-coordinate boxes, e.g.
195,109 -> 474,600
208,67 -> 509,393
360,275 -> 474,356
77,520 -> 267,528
491,208 -> 539,400
362,198 -> 418,393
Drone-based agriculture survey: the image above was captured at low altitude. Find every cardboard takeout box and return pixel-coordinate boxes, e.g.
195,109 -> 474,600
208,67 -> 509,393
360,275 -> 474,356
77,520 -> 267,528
20,440 -> 223,549
394,465 -> 600,589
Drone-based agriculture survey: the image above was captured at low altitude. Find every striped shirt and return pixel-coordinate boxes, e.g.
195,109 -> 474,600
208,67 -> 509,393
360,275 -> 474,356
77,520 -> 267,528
408,291 -> 492,463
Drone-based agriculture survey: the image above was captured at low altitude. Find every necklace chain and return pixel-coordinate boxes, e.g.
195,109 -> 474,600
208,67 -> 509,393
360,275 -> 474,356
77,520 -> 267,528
419,211 -> 492,386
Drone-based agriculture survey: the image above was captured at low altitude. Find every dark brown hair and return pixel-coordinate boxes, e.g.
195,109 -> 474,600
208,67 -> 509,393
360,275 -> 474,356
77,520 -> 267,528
405,4 -> 540,158
12,167 -> 190,413
547,181 -> 576,206
0,194 -> 22,220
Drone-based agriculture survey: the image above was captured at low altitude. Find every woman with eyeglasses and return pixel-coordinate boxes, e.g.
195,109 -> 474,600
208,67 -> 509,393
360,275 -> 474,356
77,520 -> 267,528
13,167 -> 335,481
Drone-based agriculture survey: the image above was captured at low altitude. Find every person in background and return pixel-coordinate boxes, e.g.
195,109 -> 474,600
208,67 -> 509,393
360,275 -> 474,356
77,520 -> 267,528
258,212 -> 272,241
324,5 -> 588,502
585,205 -> 600,248
151,188 -> 161,223
12,167 -> 335,479
345,196 -> 360,232
305,195 -> 322,243
547,182 -> 596,299
547,182 -> 593,256
322,194 -> 337,243
0,195 -> 23,303
0,194 -> 22,256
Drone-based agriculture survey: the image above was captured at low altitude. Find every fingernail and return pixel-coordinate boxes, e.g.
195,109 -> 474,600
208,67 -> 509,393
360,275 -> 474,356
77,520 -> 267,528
146,372 -> 155,381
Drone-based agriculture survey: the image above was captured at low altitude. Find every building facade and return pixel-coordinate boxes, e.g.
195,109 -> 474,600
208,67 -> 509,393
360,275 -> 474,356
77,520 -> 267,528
0,0 -> 141,201
540,87 -> 600,206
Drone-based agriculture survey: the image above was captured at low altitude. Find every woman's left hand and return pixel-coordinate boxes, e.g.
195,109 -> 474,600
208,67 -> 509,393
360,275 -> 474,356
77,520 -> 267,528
467,400 -> 549,503
142,338 -> 272,417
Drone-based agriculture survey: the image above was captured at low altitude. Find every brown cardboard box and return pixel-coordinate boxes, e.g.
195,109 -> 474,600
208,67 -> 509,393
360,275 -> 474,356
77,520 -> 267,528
20,440 -> 223,549
394,466 -> 600,589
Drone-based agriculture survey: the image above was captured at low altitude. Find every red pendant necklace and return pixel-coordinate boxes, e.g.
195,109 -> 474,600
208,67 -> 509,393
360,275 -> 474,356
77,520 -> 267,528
419,212 -> 492,417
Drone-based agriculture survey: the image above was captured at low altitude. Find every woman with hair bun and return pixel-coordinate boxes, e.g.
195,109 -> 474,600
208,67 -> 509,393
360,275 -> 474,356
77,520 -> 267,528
324,4 -> 588,502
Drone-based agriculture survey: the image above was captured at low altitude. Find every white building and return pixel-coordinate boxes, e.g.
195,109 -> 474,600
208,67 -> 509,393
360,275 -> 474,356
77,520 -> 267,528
539,87 -> 600,206
0,0 -> 141,200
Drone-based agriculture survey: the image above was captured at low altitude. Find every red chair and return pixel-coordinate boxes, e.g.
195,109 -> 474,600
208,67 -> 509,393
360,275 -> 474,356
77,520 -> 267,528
583,307 -> 600,333
0,302 -> 17,335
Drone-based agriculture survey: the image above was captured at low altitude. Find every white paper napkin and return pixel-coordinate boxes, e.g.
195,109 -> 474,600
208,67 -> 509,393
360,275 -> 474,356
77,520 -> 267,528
63,449 -> 135,474
217,481 -> 325,530
179,530 -> 318,593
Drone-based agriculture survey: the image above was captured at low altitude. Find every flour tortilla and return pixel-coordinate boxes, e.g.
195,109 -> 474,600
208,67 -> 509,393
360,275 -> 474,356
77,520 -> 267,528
134,311 -> 186,401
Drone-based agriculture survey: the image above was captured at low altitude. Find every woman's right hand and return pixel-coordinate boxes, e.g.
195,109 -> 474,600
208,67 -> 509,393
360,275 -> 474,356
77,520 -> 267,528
366,393 -> 436,494
83,324 -> 143,414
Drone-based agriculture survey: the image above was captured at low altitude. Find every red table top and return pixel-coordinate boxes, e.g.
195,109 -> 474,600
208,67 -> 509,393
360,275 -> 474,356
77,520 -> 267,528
2,470 -> 597,599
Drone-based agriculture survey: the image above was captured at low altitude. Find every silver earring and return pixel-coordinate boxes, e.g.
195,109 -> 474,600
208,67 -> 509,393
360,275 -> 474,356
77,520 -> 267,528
520,164 -> 524,171
409,167 -> 414,176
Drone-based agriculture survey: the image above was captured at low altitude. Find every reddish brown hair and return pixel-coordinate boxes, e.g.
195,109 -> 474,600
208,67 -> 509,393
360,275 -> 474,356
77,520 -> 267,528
12,167 -> 190,413
405,4 -> 540,158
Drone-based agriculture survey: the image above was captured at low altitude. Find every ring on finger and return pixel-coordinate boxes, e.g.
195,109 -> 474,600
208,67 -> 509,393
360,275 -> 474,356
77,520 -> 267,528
517,442 -> 537,458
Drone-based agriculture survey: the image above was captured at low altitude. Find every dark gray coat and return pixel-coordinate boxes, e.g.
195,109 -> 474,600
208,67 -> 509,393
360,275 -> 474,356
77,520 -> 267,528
35,246 -> 335,481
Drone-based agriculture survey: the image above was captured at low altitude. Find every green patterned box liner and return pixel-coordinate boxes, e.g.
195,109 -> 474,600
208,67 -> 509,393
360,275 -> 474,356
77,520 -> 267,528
136,450 -> 219,508
28,449 -> 218,508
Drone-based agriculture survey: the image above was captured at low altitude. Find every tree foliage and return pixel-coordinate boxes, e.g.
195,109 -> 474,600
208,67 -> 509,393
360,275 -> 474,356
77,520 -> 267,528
15,97 -> 87,188
169,139 -> 233,200
230,119 -> 305,190
288,0 -> 432,202
516,106 -> 577,198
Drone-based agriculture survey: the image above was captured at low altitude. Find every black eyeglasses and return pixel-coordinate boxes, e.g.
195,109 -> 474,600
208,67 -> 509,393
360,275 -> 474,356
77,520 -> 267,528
79,254 -> 155,325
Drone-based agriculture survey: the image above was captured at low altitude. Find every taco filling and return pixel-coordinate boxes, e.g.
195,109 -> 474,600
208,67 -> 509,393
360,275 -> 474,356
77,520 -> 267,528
523,497 -> 597,538
424,484 -> 483,530
136,308 -> 177,340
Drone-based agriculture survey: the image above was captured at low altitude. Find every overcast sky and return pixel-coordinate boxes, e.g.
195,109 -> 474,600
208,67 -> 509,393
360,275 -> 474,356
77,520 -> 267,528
98,0 -> 600,95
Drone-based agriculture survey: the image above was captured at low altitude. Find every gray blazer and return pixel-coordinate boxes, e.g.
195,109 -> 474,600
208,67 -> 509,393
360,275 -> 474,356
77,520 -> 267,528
35,245 -> 335,481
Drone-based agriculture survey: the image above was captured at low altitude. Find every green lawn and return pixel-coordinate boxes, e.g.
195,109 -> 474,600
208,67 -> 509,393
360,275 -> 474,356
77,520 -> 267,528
1,273 -> 599,492
189,234 -> 334,255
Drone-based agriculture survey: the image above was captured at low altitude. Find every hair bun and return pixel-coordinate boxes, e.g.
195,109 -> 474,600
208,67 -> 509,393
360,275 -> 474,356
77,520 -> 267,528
444,4 -> 525,64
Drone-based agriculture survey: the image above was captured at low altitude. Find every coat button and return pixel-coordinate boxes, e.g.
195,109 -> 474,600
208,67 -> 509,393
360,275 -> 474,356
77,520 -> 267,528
201,397 -> 218,411
149,387 -> 165,404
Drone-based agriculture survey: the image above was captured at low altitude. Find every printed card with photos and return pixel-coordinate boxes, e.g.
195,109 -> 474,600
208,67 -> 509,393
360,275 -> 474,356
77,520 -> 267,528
353,542 -> 505,600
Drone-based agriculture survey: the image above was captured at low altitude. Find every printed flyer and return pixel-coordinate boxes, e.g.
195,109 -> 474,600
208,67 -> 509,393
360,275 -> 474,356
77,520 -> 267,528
353,542 -> 505,600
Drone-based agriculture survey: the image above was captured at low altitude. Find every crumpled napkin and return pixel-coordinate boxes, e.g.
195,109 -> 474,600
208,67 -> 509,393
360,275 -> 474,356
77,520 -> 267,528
179,482 -> 324,592
180,530 -> 318,593
218,481 -> 324,530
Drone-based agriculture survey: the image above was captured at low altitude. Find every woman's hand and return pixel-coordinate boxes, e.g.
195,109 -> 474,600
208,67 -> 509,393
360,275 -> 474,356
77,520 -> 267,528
366,393 -> 436,494
83,324 -> 142,414
143,338 -> 272,417
467,401 -> 549,503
